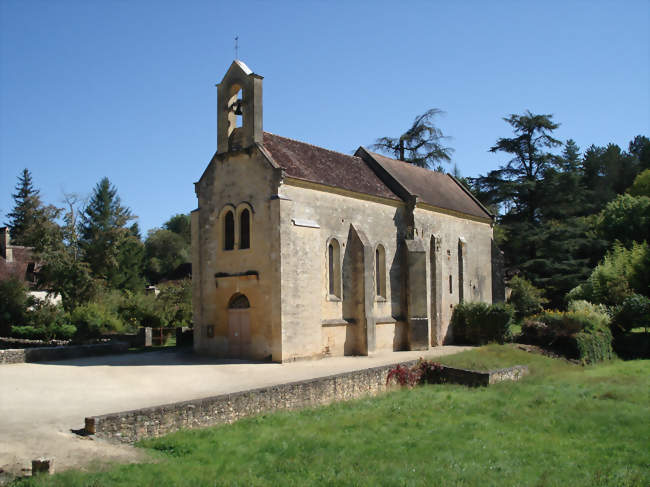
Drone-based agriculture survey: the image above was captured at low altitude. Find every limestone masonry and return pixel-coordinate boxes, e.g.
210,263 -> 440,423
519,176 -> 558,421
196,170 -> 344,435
192,60 -> 504,362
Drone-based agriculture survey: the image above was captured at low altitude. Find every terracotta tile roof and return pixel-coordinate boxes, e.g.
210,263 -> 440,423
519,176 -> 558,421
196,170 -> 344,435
364,151 -> 493,220
262,132 -> 400,201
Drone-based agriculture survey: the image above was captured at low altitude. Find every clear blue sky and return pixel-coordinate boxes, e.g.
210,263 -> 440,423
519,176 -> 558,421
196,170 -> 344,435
1,0 -> 648,235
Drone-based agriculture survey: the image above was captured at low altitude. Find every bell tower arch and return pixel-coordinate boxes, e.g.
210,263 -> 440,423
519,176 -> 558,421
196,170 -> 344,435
216,60 -> 263,154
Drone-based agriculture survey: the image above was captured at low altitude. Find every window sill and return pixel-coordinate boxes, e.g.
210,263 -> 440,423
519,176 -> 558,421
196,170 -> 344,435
326,294 -> 342,302
375,296 -> 387,303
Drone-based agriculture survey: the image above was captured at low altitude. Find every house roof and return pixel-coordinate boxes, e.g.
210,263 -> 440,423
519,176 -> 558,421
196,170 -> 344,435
262,132 -> 400,201
360,150 -> 493,220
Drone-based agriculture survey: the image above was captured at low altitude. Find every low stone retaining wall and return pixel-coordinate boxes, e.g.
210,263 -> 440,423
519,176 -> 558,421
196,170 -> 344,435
85,361 -> 528,443
0,342 -> 129,365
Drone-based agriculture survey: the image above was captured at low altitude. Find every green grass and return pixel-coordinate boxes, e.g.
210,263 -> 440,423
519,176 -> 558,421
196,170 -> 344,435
15,345 -> 650,486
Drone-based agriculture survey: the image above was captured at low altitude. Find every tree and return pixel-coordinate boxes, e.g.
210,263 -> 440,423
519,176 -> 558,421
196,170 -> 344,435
164,213 -> 191,245
144,228 -> 189,284
79,178 -> 142,290
371,108 -> 453,170
628,169 -> 650,197
629,135 -> 650,171
5,169 -> 60,248
596,194 -> 650,248
37,194 -> 97,310
486,111 -> 562,223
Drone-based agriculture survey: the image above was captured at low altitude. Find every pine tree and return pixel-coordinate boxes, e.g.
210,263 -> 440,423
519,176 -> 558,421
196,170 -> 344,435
5,169 -> 59,248
80,177 -> 141,289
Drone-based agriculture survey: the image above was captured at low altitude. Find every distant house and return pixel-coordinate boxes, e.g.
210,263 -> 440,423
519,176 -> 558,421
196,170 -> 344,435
0,227 -> 39,286
0,227 -> 61,306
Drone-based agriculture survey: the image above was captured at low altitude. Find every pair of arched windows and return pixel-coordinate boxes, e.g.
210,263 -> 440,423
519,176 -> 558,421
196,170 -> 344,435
222,205 -> 252,251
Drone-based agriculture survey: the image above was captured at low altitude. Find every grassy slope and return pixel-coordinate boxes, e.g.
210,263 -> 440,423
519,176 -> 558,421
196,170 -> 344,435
15,346 -> 650,487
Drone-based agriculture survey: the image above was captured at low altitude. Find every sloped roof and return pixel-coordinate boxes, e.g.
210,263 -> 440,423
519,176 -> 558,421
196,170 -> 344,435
262,132 -> 400,200
361,150 -> 493,219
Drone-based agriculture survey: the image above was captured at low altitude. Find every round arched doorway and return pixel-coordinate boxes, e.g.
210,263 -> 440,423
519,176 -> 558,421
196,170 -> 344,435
227,293 -> 251,358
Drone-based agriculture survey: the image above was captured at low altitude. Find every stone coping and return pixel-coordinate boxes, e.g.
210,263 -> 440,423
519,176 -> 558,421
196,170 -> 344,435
84,360 -> 528,443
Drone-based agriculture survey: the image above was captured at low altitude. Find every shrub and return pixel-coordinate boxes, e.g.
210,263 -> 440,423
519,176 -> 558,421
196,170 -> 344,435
70,302 -> 125,338
118,291 -> 167,329
612,294 -> 650,335
507,275 -> 548,321
10,323 -> 76,340
157,279 -> 192,327
521,302 -> 613,363
450,302 -> 514,345
0,277 -> 33,335
386,359 -> 444,387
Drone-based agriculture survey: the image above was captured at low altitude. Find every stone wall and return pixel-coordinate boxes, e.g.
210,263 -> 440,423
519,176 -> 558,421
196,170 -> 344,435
0,342 -> 129,365
85,361 -> 528,443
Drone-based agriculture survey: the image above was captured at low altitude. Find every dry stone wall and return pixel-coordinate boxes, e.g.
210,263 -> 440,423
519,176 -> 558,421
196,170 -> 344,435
85,361 -> 528,443
0,342 -> 129,365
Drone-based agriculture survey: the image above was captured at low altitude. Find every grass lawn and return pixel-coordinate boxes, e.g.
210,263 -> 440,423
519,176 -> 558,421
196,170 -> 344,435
15,346 -> 649,486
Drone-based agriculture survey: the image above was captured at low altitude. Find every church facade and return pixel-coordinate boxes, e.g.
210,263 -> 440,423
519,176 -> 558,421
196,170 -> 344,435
191,61 -> 503,362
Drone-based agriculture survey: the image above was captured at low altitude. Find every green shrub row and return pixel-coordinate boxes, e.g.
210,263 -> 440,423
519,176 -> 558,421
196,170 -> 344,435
521,300 -> 613,364
1,279 -> 192,341
450,302 -> 514,345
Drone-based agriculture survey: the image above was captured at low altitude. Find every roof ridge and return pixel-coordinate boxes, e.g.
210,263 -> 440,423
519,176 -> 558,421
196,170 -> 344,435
264,131 -> 362,161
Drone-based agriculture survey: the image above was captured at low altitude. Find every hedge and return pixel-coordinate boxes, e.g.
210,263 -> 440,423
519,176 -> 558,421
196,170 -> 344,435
450,302 -> 514,345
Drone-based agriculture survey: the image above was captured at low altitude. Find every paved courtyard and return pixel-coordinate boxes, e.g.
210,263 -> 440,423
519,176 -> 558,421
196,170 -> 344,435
0,346 -> 470,477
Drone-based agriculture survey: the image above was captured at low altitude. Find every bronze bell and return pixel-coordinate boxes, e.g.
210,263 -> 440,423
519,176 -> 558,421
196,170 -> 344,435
232,99 -> 243,115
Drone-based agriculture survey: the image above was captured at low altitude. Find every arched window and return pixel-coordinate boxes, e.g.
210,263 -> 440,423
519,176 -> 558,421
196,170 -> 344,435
375,244 -> 386,298
240,209 -> 250,249
328,238 -> 341,298
224,211 -> 235,250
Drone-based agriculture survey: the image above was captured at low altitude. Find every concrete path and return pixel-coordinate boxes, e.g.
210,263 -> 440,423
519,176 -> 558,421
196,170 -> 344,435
0,346 -> 470,477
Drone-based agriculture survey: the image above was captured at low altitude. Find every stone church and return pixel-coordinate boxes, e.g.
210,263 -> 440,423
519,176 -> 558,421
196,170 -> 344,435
191,60 -> 503,362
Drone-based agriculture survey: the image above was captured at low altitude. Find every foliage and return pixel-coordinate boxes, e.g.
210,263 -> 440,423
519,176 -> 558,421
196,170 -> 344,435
596,194 -> 650,247
522,301 -> 613,363
36,194 -> 98,311
0,277 -> 33,335
4,168 -> 60,248
627,168 -> 650,197
69,301 -> 126,338
164,213 -> 191,245
79,177 -> 143,291
16,347 -> 650,487
118,291 -> 166,328
144,228 -> 189,283
612,294 -> 650,335
568,241 -> 650,307
450,301 -> 514,345
11,323 -> 76,341
385,359 -> 444,388
507,275 -> 548,321
371,108 -> 453,170
157,279 -> 192,327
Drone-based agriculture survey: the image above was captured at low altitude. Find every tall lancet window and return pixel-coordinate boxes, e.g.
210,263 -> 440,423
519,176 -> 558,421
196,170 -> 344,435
375,245 -> 386,298
328,239 -> 341,298
224,211 -> 235,250
240,209 -> 250,249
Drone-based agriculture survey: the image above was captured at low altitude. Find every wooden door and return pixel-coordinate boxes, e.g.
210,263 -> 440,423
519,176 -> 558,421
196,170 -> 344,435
228,309 -> 251,358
